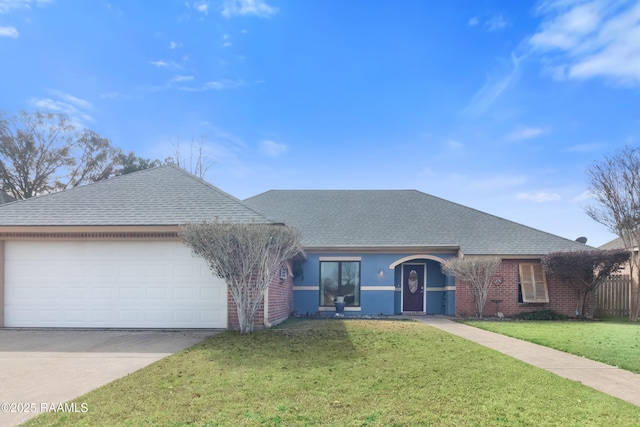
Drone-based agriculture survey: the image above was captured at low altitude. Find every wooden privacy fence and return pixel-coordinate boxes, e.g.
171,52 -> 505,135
595,274 -> 630,318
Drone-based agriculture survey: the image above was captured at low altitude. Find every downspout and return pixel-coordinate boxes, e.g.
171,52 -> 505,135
263,287 -> 272,328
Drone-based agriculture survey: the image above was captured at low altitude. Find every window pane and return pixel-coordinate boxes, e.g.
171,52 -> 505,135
319,261 -> 361,307
518,263 -> 550,303
341,262 -> 360,306
320,262 -> 339,306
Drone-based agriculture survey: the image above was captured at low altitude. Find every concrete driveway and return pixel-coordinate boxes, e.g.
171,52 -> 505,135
0,329 -> 217,427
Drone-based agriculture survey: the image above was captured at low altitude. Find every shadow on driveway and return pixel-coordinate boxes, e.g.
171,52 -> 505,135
0,329 -> 218,353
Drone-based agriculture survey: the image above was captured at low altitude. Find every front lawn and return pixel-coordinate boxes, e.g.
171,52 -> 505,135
465,320 -> 640,373
26,319 -> 640,426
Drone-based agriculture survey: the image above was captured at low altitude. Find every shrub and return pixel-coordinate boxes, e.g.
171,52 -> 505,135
516,310 -> 566,321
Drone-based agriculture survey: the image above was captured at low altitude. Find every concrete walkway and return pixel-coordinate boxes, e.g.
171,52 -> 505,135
415,317 -> 640,407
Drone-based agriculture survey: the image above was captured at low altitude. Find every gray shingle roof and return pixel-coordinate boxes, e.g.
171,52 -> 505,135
244,190 -> 592,255
599,237 -> 623,250
0,165 -> 276,226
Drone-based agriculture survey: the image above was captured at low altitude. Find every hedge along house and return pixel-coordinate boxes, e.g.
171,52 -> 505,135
244,190 -> 593,318
0,165 -> 294,330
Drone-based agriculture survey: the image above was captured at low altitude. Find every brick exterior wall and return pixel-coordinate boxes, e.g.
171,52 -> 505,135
455,259 -> 588,318
227,261 -> 294,329
267,261 -> 294,325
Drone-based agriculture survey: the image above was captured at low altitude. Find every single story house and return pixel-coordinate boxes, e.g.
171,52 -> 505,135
0,166 -> 593,329
0,165 -> 294,329
244,190 -> 592,318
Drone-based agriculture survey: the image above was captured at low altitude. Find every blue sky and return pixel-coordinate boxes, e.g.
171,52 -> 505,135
2,0 -> 640,247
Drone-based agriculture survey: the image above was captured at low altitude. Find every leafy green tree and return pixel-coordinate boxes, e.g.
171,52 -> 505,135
115,152 -> 163,176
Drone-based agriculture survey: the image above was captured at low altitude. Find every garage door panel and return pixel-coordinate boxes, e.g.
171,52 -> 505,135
4,241 -> 227,328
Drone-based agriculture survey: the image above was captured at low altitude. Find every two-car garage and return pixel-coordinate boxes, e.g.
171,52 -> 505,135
0,165 -> 282,330
3,240 -> 227,329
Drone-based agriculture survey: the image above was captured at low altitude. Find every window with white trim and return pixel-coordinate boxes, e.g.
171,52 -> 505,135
518,263 -> 549,303
319,261 -> 361,307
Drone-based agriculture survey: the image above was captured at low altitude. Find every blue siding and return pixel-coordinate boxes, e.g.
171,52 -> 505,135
293,290 -> 319,316
360,290 -> 395,315
445,290 -> 456,315
293,252 -> 456,316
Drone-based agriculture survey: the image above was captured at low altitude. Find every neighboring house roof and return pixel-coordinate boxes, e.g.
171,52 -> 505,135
244,190 -> 592,255
0,191 -> 16,204
600,237 -> 639,253
0,165 -> 276,226
600,237 -> 624,250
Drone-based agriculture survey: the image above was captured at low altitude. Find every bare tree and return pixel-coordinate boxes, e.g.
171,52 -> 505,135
442,257 -> 500,319
166,135 -> 214,179
0,110 -> 121,199
543,249 -> 629,318
585,145 -> 640,321
180,222 -> 301,333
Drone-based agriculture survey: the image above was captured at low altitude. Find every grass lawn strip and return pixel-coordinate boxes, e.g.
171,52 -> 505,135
465,320 -> 640,374
25,319 -> 640,427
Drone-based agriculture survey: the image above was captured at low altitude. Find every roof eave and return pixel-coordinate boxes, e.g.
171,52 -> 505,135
301,244 -> 461,254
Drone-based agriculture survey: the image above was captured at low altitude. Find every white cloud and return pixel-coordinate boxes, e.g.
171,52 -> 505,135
28,92 -> 94,125
468,15 -> 509,32
572,190 -> 594,202
463,52 -> 523,116
149,60 -> 181,68
177,79 -> 246,92
0,0 -> 52,14
169,41 -> 181,49
222,33 -> 231,47
99,91 -> 130,100
0,25 -> 17,37
170,75 -> 195,83
0,0 -> 52,36
258,140 -> 288,157
149,60 -> 168,67
564,142 -> 603,152
446,139 -> 464,149
221,0 -> 277,18
195,1 -> 209,14
56,91 -> 92,110
485,14 -> 509,32
204,79 -> 243,90
529,0 -> 640,86
516,191 -> 562,202
506,126 -> 549,141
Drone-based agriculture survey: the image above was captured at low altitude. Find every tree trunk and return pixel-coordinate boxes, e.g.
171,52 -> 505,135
631,278 -> 640,322
237,304 -> 256,334
474,290 -> 486,319
629,261 -> 639,322
576,290 -> 586,318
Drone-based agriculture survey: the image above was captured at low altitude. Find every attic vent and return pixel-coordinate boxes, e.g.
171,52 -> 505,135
575,237 -> 588,244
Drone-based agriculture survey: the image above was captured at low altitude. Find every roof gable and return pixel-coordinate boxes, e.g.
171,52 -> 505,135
244,190 -> 592,256
0,165 -> 276,226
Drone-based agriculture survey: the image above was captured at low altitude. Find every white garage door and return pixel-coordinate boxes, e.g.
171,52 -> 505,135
4,241 -> 227,328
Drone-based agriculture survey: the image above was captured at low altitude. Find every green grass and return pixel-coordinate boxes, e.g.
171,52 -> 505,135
25,319 -> 640,427
465,319 -> 640,373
